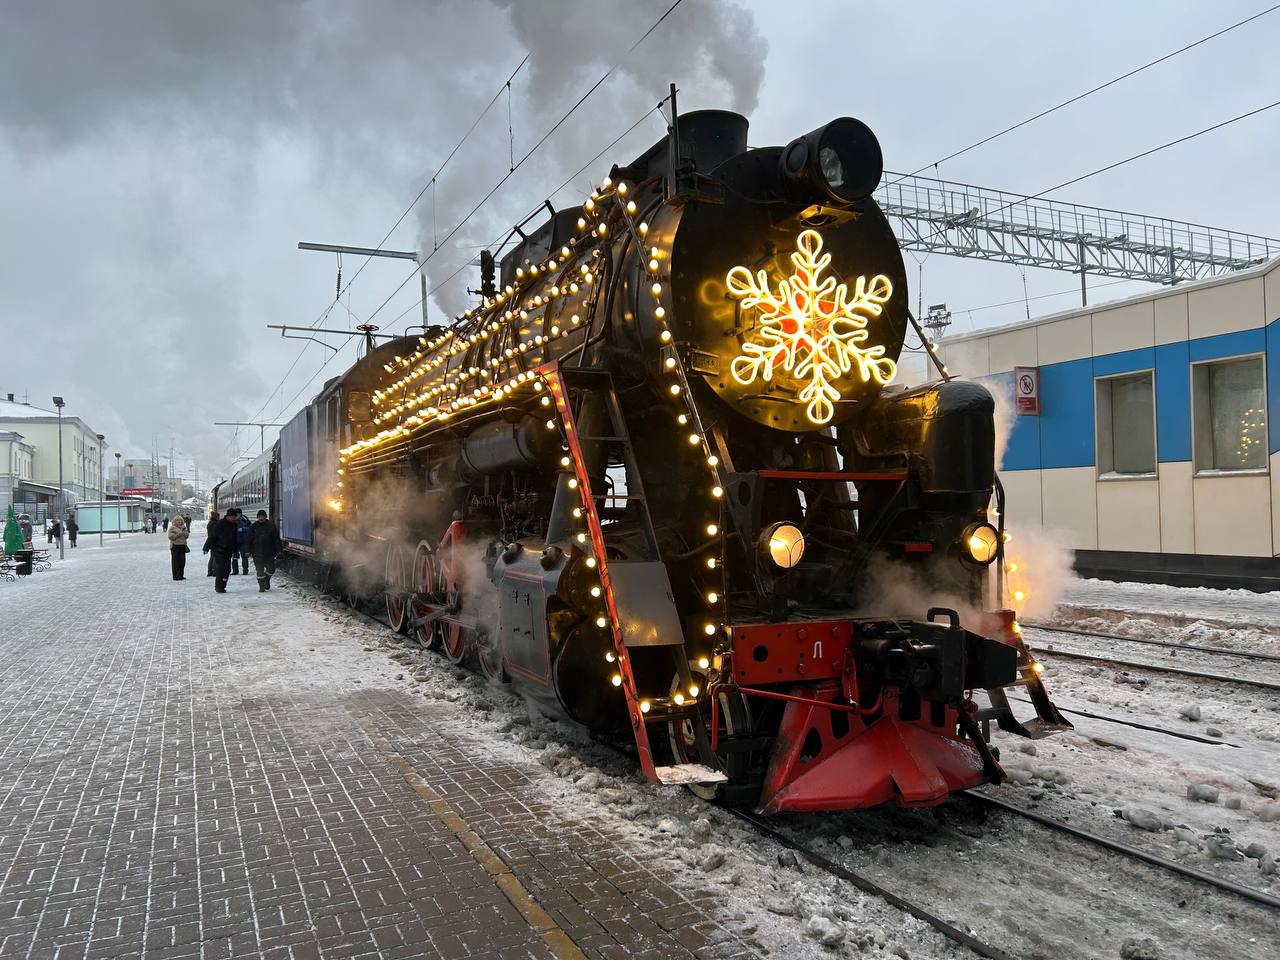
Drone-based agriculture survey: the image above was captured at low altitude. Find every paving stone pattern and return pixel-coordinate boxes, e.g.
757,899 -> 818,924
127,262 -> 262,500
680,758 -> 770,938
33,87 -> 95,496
0,537 -> 763,959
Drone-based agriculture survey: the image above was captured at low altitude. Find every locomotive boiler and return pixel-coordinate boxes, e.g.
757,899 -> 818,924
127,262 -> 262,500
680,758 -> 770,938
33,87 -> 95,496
259,108 -> 1069,813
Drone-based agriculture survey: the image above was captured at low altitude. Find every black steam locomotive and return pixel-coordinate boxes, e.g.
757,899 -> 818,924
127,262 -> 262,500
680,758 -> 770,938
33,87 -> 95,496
220,109 -> 1067,812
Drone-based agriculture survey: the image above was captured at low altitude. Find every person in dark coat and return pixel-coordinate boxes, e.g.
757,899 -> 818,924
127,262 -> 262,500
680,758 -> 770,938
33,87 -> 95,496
204,511 -> 221,577
167,516 -> 189,580
203,508 -> 239,592
66,515 -> 78,547
162,516 -> 169,531
49,519 -> 62,548
247,510 -> 282,592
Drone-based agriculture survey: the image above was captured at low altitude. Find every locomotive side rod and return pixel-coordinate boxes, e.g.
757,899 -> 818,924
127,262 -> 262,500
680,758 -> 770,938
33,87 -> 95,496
727,809 -> 1017,960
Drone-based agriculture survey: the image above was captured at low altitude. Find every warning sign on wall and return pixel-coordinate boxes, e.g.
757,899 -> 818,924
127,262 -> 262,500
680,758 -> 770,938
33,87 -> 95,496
1014,366 -> 1040,416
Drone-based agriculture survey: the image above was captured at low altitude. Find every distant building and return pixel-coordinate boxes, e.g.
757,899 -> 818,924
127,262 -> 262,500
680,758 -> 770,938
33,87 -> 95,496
0,394 -> 106,522
936,255 -> 1280,589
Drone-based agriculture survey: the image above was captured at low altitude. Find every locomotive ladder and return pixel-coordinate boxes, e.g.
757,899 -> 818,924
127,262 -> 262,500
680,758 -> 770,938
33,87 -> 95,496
546,364 -> 725,787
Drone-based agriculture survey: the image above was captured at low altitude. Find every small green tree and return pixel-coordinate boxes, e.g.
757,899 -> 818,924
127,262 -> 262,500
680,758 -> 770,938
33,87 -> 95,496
3,505 -> 23,554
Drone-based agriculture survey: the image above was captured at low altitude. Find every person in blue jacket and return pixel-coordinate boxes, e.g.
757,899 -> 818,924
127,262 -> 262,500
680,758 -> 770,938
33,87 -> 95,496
232,510 -> 252,575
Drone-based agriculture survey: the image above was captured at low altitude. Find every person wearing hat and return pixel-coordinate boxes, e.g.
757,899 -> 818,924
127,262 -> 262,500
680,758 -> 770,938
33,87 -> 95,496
247,509 -> 282,592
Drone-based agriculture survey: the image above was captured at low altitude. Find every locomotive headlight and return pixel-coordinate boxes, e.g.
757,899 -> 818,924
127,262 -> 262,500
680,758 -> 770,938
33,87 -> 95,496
761,522 -> 805,569
780,116 -> 883,203
961,522 -> 1000,565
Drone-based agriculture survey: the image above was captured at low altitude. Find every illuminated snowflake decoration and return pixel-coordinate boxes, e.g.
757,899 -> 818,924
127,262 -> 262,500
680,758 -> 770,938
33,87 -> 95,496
727,229 -> 896,425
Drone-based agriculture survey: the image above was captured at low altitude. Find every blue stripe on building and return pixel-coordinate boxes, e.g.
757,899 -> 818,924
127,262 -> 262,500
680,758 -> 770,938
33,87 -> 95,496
991,326 -> 1275,471
1267,317 -> 1280,455
1038,358 -> 1094,469
1154,341 -> 1191,462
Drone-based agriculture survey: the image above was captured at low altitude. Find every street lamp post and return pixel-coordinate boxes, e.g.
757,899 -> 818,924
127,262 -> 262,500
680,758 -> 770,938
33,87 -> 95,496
97,434 -> 105,547
52,397 -> 65,560
114,452 -> 122,538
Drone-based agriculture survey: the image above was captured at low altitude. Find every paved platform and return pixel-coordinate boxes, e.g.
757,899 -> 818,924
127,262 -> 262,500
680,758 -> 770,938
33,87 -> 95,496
0,533 -> 763,960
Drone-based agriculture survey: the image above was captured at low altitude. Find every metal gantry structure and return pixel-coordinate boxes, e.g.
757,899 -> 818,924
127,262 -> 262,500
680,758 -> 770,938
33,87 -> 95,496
876,171 -> 1280,304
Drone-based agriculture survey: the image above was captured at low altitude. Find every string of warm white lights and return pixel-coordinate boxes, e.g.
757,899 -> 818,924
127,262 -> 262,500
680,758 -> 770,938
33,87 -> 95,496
335,169 -> 721,713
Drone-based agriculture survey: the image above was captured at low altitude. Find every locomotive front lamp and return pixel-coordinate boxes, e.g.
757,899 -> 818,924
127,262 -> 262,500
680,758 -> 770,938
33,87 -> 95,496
762,522 -> 806,569
780,117 -> 883,203
961,522 -> 1000,565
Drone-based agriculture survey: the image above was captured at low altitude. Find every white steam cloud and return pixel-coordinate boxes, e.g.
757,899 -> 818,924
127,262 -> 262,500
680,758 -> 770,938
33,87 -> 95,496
415,0 -> 768,317
988,374 -> 1078,620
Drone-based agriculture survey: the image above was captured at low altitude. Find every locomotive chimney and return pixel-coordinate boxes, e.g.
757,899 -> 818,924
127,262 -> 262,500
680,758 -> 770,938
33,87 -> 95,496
479,249 -> 496,299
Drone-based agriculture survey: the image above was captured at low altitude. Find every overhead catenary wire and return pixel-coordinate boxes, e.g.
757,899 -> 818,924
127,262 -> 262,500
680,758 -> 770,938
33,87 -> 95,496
275,100 -> 668,419
386,103 -> 667,335
331,52 -> 530,309
226,54 -> 532,457
893,2 -> 1280,185
359,3 -> 691,331
265,0 -> 691,424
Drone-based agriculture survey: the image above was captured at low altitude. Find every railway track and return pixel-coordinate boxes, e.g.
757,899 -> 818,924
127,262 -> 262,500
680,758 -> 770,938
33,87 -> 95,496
1024,623 -> 1280,693
731,791 -> 1280,960
726,808 -> 1015,960
1003,693 -> 1242,747
966,792 -> 1280,911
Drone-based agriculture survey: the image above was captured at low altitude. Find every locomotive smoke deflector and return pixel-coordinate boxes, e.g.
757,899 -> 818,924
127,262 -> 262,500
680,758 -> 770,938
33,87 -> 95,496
780,117 -> 884,203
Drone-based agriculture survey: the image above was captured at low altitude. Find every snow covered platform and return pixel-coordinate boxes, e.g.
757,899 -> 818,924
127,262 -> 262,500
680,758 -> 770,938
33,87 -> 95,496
0,533 -> 767,960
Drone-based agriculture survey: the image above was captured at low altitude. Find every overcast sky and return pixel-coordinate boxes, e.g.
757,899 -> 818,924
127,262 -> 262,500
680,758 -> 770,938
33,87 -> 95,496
3,0 -> 1277,482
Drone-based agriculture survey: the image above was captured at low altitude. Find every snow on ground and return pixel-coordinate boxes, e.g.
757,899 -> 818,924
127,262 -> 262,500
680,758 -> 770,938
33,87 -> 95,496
1061,578 -> 1280,629
1047,611 -> 1280,658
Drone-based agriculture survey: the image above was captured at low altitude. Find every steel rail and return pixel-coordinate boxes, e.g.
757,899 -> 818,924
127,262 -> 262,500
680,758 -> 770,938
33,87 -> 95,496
968,792 -> 1280,911
1004,694 -> 1241,747
1036,646 -> 1280,692
726,809 -> 1016,960
1025,622 -> 1280,664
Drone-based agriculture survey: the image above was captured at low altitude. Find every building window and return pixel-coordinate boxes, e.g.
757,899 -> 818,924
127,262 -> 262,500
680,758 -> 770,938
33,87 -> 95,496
1096,372 -> 1156,476
1193,356 -> 1266,472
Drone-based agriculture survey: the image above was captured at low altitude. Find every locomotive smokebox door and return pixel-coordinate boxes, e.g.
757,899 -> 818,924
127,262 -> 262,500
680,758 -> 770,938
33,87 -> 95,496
670,131 -> 909,433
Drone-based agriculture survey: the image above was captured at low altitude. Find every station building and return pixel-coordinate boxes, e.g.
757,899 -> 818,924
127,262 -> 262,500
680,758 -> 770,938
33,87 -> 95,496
0,395 -> 107,523
937,256 -> 1280,590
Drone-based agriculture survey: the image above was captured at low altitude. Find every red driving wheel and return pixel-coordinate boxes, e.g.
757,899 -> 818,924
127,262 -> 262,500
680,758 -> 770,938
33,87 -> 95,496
437,522 -> 468,663
384,542 -> 409,633
411,540 -> 442,650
